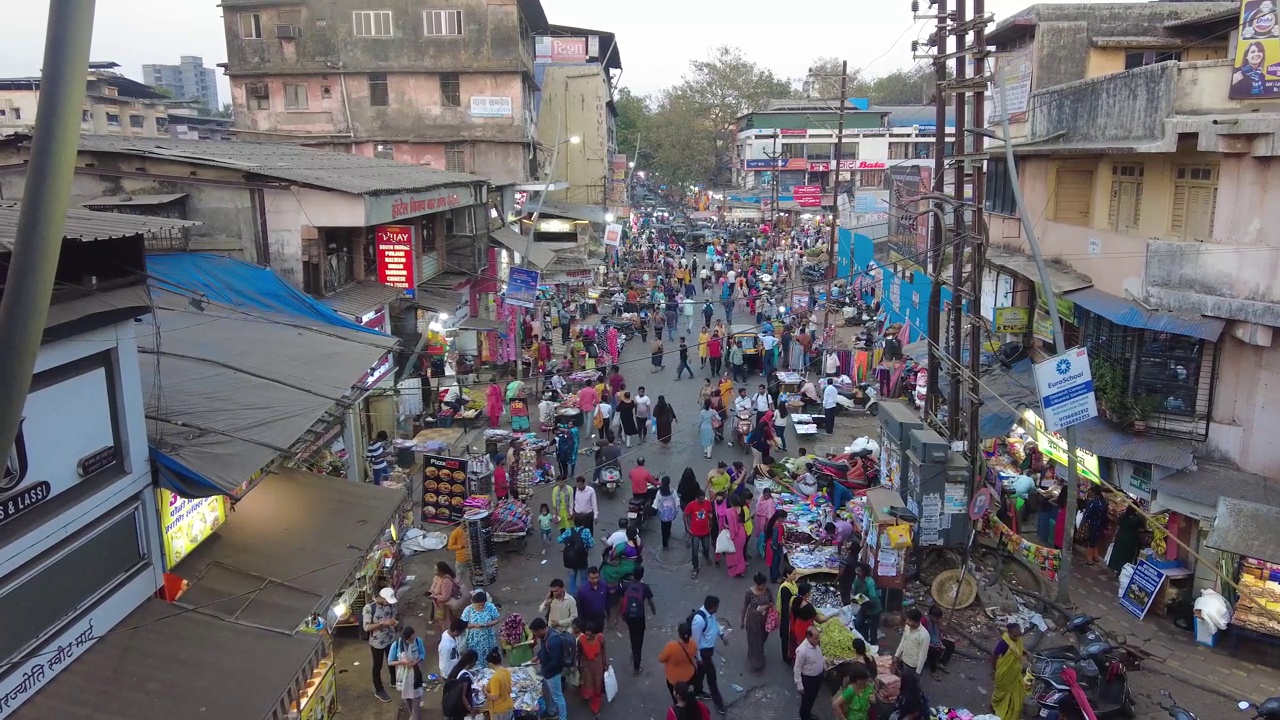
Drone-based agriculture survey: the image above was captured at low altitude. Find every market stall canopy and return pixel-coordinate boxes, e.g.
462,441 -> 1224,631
1154,461 -> 1280,513
1064,287 -> 1224,342
1206,497 -> 1280,564
1071,417 -> 1193,470
319,279 -> 404,318
12,467 -> 404,720
904,340 -> 1040,438
984,246 -> 1093,294
491,226 -> 556,269
141,254 -> 398,497
530,198 -> 609,224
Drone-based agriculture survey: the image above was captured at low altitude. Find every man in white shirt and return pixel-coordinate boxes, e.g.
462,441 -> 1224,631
438,618 -> 466,677
729,388 -> 753,448
822,378 -> 840,435
794,626 -> 825,720
894,607 -> 931,684
572,475 -> 599,534
752,384 -> 772,425
634,388 -> 653,442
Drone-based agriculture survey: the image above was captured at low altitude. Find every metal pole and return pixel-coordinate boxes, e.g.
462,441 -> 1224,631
926,0 -> 949,425
518,109 -> 566,383
947,0 -> 969,442
970,0 -> 989,487
825,61 -> 848,330
0,0 -> 97,465
992,67 -> 1081,605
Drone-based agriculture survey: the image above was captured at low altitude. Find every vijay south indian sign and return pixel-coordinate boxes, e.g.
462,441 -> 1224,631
1032,347 -> 1099,432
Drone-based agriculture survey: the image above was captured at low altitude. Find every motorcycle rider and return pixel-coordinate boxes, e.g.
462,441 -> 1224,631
593,438 -> 622,489
629,457 -> 660,507
731,388 -> 753,448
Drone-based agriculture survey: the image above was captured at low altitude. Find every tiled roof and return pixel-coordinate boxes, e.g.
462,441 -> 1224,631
72,135 -> 486,195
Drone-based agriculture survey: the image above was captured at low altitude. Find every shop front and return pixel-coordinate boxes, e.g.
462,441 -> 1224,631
1205,496 -> 1280,650
16,467 -> 408,720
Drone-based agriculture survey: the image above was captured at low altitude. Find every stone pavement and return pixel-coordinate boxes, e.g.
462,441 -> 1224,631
1067,559 -> 1280,701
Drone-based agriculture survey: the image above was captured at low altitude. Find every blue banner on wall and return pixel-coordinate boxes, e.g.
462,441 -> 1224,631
506,267 -> 541,308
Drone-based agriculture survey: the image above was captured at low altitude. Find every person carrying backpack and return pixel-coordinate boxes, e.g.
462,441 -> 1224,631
558,519 -> 595,594
620,566 -> 656,676
440,649 -> 479,720
653,476 -> 680,549
531,618 -> 574,720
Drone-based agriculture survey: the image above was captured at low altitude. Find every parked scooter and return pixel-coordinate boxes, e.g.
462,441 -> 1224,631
1154,689 -> 1200,720
1032,614 -> 1125,674
834,383 -> 880,416
734,409 -> 753,454
1238,694 -> 1280,720
597,466 -> 620,497
1034,643 -> 1136,719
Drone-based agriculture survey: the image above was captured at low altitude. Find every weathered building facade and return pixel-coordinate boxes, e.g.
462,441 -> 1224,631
0,62 -> 175,138
220,0 -> 548,183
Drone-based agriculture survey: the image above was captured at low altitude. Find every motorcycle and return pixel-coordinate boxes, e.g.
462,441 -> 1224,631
1032,614 -> 1130,679
1155,689 -> 1199,720
813,451 -> 880,490
1034,643 -> 1136,719
626,481 -> 661,533
734,409 -> 753,454
835,383 -> 880,416
1238,694 -> 1280,720
596,466 -> 620,497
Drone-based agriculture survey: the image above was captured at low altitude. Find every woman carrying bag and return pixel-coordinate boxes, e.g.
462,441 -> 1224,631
389,626 -> 426,720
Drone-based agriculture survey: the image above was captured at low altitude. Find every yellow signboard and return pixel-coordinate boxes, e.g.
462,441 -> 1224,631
299,660 -> 337,720
1021,409 -> 1102,484
994,306 -> 1030,334
158,488 -> 227,569
1231,0 -> 1280,100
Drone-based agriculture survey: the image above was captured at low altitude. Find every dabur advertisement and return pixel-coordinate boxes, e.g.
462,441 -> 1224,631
1232,0 -> 1280,98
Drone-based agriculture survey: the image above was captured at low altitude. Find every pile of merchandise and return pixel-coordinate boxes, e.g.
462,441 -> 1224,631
984,515 -> 1061,580
467,666 -> 544,713
930,709 -> 1001,720
492,499 -> 532,534
464,508 -> 498,586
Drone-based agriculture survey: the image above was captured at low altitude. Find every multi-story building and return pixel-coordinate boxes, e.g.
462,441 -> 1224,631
532,25 -> 622,209
0,61 -> 174,137
142,55 -> 220,109
219,0 -> 549,183
977,1 -> 1280,592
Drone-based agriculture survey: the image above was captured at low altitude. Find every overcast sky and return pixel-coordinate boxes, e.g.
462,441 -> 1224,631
1,0 -> 1094,104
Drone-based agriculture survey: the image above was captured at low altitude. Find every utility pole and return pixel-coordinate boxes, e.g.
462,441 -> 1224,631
919,0 -> 950,428
969,0 -> 990,506
762,133 -> 784,236
0,0 -> 97,466
824,61 -> 849,329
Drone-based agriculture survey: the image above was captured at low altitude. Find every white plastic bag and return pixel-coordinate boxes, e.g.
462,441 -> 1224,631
715,529 -> 735,554
603,665 -> 618,702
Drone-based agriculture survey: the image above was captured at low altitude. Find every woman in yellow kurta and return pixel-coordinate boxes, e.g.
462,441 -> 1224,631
990,623 -> 1026,720
698,328 -> 711,368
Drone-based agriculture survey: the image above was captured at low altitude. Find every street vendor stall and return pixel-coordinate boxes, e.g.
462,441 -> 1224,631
1205,497 -> 1280,651
850,487 -> 911,593
469,665 -> 546,716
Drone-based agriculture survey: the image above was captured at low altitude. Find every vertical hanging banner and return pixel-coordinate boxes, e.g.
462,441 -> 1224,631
1230,0 -> 1280,99
1032,347 -> 1099,432
506,266 -> 540,308
375,224 -> 416,298
603,223 -> 623,247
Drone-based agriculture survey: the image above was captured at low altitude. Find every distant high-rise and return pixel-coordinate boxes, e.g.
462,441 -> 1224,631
142,55 -> 219,110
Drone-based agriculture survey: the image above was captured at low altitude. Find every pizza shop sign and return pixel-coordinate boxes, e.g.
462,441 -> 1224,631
365,185 -> 477,225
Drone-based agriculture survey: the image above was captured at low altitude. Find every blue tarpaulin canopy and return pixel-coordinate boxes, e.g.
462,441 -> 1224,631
142,254 -> 398,497
1065,287 -> 1224,341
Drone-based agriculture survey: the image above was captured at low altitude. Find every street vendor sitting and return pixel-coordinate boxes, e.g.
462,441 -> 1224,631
794,464 -> 819,497
799,379 -> 821,405
824,519 -> 855,547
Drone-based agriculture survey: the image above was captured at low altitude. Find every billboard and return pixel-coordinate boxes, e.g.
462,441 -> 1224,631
375,225 -> 416,298
506,266 -> 540,307
1230,0 -> 1280,99
535,36 -> 588,63
991,43 -> 1034,122
887,166 -> 932,262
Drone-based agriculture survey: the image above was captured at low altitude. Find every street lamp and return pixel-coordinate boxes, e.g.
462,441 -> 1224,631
568,135 -> 581,145
604,212 -> 616,223
628,161 -> 635,168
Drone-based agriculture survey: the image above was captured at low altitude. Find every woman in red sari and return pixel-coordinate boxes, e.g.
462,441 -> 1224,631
788,582 -> 831,655
577,622 -> 609,718
763,509 -> 789,583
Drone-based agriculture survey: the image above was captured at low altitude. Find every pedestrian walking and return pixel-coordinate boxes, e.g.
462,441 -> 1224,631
773,403 -> 790,451
366,430 -> 391,485
741,573 -> 773,675
753,489 -> 776,558
702,300 -> 715,328
558,517 -> 595,593
652,338 -> 666,373
822,378 -> 839,434
728,342 -> 746,384
894,607 -> 930,689
618,391 -> 640,447
831,663 -> 875,720
690,596 -> 729,715
677,337 -> 695,380
571,474 -> 599,535
685,490 -> 713,578
540,578 -> 580,632
698,399 -> 718,459
764,509 -> 789,582
576,567 -> 609,632
428,561 -> 464,631
620,566 -> 657,675
389,627 -> 426,720
698,327 -> 711,367
794,626 -> 825,720
659,626 -> 701,703
990,622 -> 1026,720
707,332 -> 724,377
776,566 -> 799,663
669,682 -> 711,720
723,298 -> 735,324
363,586 -> 399,702
530,618 -> 569,720
654,476 -> 680,548
578,622 -> 609,717
653,312 -> 667,343
654,395 -> 678,445
635,387 -> 653,442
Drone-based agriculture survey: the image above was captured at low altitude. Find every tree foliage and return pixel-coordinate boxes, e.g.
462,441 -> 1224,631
613,87 -> 650,166
803,56 -> 866,100
641,91 -> 716,191
803,58 -> 937,105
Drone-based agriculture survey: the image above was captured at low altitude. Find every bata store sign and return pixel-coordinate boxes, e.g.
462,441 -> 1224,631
365,185 -> 477,225
2,352 -> 123,525
375,225 -> 416,298
809,160 -> 888,172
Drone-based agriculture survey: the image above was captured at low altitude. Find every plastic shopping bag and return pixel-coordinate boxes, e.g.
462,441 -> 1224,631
715,529 -> 735,554
604,665 -> 619,703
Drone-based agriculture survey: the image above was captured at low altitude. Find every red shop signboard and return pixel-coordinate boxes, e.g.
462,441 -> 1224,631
376,224 -> 416,298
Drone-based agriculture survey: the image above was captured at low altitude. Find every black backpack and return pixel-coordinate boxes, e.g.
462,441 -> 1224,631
622,582 -> 647,620
442,676 -> 471,718
685,607 -> 708,634
552,629 -> 577,666
563,528 -> 588,569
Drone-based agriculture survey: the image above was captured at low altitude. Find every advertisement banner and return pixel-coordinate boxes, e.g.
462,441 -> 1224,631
744,158 -> 809,171
1119,559 -> 1167,620
299,662 -> 337,720
779,128 -> 807,136
469,96 -> 513,118
375,225 -> 416,298
505,266 -> 540,307
796,196 -> 823,208
535,36 -> 587,63
603,222 -> 623,247
365,184 -> 475,225
991,43 -> 1035,122
1020,409 -> 1103,484
887,166 -> 930,261
1032,347 -> 1099,432
1231,0 -> 1280,99
422,454 -> 470,525
792,185 -> 822,197
994,306 -> 1030,333
158,488 -> 227,568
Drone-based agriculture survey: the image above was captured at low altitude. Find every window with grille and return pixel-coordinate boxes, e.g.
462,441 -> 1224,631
374,143 -> 394,160
1108,163 -> 1144,231
860,169 -> 886,189
1170,163 -> 1218,241
1124,50 -> 1181,70
239,12 -> 263,39
445,143 -> 467,172
424,9 -> 463,36
985,159 -> 1017,216
353,10 -> 393,37
368,73 -> 389,107
128,115 -> 144,129
284,83 -> 309,110
440,73 -> 461,107
1053,168 -> 1093,226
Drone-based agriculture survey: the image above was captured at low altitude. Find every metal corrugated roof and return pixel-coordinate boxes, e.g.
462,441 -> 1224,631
82,193 -> 187,207
491,227 -> 555,269
0,201 -> 201,251
73,135 -> 486,196
531,199 -> 608,224
1153,460 -> 1280,509
319,280 -> 403,317
1206,497 -> 1280,564
1065,286 -> 1225,341
1072,417 -> 1194,469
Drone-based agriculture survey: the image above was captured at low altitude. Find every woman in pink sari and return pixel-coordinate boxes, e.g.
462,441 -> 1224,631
485,383 -> 504,428
753,488 -> 776,560
720,495 -> 748,578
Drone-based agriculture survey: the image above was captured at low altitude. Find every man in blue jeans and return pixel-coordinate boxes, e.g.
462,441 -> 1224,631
690,596 -> 729,715
531,618 -> 568,720
684,491 -> 713,578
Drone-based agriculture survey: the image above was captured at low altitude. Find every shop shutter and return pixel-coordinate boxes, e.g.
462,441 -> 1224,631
1054,169 -> 1093,226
